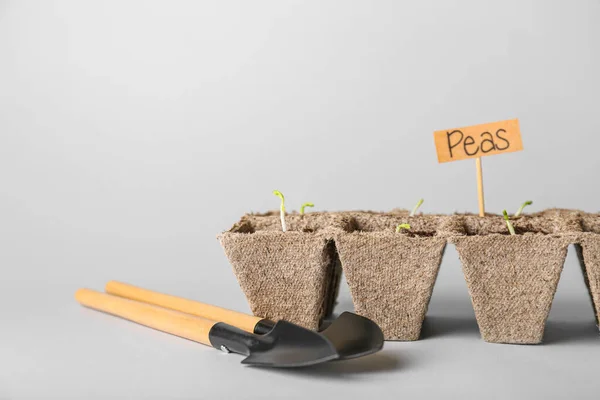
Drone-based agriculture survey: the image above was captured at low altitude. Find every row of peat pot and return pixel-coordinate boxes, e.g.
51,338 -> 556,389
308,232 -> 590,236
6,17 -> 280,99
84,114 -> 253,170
218,209 -> 600,344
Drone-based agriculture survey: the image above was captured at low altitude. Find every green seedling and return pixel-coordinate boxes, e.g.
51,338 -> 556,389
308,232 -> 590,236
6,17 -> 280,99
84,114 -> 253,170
514,200 -> 532,217
273,190 -> 286,232
300,202 -> 314,216
396,223 -> 411,233
410,199 -> 424,217
503,210 -> 515,235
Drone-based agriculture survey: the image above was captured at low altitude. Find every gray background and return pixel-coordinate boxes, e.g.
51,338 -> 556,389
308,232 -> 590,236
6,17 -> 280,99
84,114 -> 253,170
1,0 -> 600,398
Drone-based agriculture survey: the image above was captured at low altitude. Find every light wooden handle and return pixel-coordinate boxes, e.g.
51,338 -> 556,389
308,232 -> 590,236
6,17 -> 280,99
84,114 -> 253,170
75,288 -> 215,346
105,281 -> 262,333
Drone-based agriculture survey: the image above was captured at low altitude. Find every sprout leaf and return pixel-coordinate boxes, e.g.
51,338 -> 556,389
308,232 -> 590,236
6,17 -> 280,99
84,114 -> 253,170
514,200 -> 533,217
300,202 -> 314,215
410,199 -> 424,217
396,223 -> 411,233
503,209 -> 516,235
273,190 -> 286,231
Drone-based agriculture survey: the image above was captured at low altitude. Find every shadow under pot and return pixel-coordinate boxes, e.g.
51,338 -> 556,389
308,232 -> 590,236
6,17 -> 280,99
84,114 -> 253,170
452,234 -> 570,344
335,215 -> 447,341
575,212 -> 600,328
218,214 -> 343,330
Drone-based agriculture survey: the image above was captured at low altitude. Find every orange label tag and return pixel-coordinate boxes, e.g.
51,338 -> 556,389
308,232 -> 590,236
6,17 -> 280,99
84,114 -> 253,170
433,119 -> 523,163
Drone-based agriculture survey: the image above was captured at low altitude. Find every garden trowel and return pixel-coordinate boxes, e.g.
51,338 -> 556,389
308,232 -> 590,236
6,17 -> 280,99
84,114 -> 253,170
104,281 -> 384,360
76,288 -> 338,367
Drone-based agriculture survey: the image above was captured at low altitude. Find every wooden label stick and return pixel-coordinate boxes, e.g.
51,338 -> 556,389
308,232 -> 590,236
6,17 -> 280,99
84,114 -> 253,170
475,157 -> 485,216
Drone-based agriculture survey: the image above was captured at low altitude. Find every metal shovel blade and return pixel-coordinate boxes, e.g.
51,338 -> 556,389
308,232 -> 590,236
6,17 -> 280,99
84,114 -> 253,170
253,312 -> 385,361
209,320 -> 339,368
320,312 -> 384,360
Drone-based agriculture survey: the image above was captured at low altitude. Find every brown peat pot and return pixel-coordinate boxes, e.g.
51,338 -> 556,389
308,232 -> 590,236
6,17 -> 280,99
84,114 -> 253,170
219,212 -> 347,330
334,212 -> 459,340
452,210 -> 577,344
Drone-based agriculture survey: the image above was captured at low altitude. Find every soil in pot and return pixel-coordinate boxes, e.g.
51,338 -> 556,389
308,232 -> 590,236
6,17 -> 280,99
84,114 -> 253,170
460,208 -> 581,236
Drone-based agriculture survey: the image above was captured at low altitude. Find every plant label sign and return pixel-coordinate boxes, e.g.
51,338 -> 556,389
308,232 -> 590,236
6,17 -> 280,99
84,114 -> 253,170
433,118 -> 523,163
432,118 -> 523,216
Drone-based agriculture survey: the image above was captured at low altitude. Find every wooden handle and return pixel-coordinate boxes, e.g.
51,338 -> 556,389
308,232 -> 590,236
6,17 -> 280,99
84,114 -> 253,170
75,288 -> 215,346
105,281 -> 262,333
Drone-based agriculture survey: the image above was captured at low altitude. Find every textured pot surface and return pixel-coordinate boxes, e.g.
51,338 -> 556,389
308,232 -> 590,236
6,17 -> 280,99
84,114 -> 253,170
453,234 -> 569,344
220,231 -> 337,329
336,232 -> 446,340
219,212 -> 349,329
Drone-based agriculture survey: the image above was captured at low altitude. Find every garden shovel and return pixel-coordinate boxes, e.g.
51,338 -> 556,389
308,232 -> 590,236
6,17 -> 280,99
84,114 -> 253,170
104,280 -> 384,360
76,288 -> 338,367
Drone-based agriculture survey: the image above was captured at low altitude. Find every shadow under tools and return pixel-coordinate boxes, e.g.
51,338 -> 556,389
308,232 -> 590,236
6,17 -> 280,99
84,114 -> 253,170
259,352 -> 403,380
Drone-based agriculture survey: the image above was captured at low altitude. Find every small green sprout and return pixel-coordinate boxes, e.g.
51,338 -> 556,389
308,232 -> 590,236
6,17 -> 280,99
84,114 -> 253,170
503,210 -> 515,235
396,223 -> 411,233
300,202 -> 314,216
410,198 -> 424,217
514,201 -> 533,217
273,190 -> 286,232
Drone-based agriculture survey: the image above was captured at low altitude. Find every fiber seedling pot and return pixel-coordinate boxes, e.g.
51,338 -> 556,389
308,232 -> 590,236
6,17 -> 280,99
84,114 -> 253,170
334,212 -> 455,340
219,212 -> 347,330
452,217 -> 572,344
